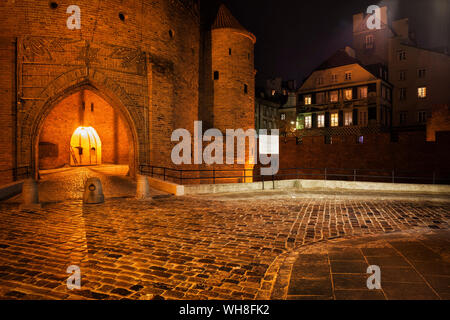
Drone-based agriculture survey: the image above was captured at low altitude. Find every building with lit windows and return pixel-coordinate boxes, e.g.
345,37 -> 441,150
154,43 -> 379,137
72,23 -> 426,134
294,6 -> 449,144
296,47 -> 393,143
352,7 -> 450,128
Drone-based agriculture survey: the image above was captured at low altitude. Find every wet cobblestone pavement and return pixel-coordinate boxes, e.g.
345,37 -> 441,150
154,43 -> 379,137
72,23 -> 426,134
0,167 -> 449,300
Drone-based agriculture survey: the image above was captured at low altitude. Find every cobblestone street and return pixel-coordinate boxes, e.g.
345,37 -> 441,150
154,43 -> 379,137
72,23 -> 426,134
0,168 -> 449,300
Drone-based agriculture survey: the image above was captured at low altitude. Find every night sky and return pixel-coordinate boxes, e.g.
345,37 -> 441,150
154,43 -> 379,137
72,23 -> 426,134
221,0 -> 450,87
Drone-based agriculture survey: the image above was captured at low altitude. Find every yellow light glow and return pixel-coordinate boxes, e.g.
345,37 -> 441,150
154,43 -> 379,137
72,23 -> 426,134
70,126 -> 102,166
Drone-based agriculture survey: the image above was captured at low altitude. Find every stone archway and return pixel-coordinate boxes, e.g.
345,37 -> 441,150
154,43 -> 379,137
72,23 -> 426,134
18,68 -> 146,180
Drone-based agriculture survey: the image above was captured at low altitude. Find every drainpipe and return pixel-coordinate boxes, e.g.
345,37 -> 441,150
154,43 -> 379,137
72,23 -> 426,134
13,38 -> 19,181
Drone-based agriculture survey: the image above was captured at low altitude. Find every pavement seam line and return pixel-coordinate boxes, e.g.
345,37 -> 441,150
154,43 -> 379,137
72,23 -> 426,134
388,241 -> 442,300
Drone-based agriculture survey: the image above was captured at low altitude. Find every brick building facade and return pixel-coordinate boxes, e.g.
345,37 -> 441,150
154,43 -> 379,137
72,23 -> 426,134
0,1 -> 256,185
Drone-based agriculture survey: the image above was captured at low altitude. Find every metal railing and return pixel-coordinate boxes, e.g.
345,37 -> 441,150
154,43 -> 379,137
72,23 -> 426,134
140,164 -> 450,188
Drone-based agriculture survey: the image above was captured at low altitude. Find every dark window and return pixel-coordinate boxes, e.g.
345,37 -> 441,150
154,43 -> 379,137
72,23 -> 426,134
91,103 -> 94,112
214,71 -> 219,80
399,111 -> 407,124
391,132 -> 399,143
400,88 -> 407,100
229,48 -> 232,55
119,12 -> 127,22
49,2 -> 58,9
324,136 -> 332,145
418,69 -> 426,78
244,84 -> 248,94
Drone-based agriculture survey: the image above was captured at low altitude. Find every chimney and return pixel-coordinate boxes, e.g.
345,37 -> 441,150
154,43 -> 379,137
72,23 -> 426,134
380,6 -> 388,27
354,6 -> 388,32
353,13 -> 363,32
345,46 -> 356,58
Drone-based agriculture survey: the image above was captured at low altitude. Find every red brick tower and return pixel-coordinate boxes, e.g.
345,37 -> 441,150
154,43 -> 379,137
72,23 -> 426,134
211,5 -> 256,132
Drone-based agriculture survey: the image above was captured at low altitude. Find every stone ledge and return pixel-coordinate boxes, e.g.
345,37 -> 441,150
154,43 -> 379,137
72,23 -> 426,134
0,181 -> 23,201
147,177 -> 185,196
182,179 -> 450,196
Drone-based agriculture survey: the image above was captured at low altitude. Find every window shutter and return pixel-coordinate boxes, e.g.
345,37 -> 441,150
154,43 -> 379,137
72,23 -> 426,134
325,112 -> 330,127
353,109 -> 358,125
312,113 -> 317,128
368,107 -> 377,120
339,110 -> 344,126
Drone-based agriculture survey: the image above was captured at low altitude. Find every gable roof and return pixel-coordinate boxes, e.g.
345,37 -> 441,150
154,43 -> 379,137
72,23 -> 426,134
316,49 -> 360,70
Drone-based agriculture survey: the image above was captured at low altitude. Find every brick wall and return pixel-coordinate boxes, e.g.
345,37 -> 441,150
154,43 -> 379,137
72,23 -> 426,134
0,0 -> 201,183
427,104 -> 450,142
0,37 -> 15,185
278,131 -> 450,182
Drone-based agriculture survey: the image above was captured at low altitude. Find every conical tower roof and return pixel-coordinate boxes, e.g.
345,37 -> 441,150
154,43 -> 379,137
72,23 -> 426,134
212,4 -> 246,31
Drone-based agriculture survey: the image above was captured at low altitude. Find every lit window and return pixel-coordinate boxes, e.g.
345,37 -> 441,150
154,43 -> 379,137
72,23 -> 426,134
305,115 -> 312,129
359,86 -> 368,99
330,91 -> 338,102
398,50 -> 406,61
331,112 -> 339,127
365,35 -> 374,49
418,69 -> 426,78
345,72 -> 352,81
281,113 -> 286,120
344,89 -> 353,100
418,111 -> 427,123
317,114 -> 325,128
418,87 -> 427,99
271,90 -> 276,96
304,95 -> 312,105
344,111 -> 353,126
400,88 -> 407,100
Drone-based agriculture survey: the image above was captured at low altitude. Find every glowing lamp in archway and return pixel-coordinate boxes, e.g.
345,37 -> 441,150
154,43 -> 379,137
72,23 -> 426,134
70,127 -> 102,166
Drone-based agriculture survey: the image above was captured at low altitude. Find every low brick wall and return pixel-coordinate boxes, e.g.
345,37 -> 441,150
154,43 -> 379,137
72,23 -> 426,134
0,181 -> 23,201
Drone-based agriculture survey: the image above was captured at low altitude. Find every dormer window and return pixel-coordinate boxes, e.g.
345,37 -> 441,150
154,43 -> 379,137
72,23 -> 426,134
398,50 -> 406,61
345,72 -> 352,81
304,95 -> 312,105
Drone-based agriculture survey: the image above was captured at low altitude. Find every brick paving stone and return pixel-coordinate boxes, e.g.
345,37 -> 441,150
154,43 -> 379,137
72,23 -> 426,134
0,168 -> 449,300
